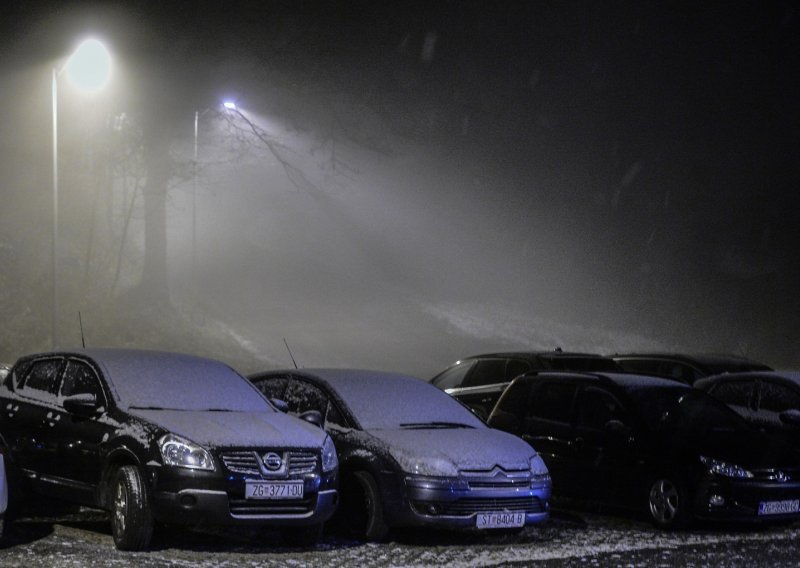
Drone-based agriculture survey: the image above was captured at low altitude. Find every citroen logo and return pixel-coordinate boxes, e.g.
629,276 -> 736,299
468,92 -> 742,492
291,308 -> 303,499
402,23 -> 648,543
262,452 -> 283,471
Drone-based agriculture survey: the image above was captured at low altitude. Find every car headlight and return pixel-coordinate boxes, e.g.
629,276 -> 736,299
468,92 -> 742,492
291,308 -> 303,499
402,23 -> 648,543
530,454 -> 551,483
700,456 -> 754,479
321,435 -> 338,473
159,433 -> 215,471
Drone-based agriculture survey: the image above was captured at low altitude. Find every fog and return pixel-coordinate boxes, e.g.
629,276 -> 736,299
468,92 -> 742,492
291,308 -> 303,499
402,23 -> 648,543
1,2 -> 798,377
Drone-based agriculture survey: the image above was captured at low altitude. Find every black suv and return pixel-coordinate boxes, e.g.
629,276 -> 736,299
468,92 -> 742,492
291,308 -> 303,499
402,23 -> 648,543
0,349 -> 339,550
430,350 -> 622,418
610,353 -> 772,385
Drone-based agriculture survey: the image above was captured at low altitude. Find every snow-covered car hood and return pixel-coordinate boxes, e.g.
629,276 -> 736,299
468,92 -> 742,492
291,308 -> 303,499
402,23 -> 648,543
130,409 -> 327,449
367,427 -> 534,476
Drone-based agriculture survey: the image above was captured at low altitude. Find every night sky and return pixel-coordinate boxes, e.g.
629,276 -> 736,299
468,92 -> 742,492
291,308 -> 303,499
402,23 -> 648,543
1,1 -> 798,372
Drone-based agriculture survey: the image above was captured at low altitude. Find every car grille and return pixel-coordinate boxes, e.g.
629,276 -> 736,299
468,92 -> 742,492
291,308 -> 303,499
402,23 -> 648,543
219,450 -> 318,476
751,468 -> 797,482
229,495 -> 317,517
461,467 -> 532,489
411,497 -> 545,517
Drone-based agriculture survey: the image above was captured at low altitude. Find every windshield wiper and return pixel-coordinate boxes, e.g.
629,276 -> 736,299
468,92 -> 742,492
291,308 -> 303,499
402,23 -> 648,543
399,422 -> 476,429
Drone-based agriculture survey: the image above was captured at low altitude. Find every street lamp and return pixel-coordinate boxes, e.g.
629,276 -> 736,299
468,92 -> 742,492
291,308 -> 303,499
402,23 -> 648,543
52,38 -> 112,349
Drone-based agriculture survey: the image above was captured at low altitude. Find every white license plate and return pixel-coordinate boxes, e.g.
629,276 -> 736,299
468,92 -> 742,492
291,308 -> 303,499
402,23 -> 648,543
245,481 -> 304,500
476,512 -> 525,529
758,499 -> 800,516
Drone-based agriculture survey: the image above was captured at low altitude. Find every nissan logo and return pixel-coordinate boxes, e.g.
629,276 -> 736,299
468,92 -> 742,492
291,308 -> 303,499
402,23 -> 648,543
262,452 -> 283,471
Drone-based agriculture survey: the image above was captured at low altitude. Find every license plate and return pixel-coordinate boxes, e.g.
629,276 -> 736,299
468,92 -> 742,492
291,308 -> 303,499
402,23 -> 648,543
476,512 -> 525,529
245,481 -> 304,500
758,499 -> 800,516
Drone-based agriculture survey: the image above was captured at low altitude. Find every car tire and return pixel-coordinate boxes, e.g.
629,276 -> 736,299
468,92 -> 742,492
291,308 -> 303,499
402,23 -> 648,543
647,476 -> 690,529
348,470 -> 389,542
110,465 -> 154,551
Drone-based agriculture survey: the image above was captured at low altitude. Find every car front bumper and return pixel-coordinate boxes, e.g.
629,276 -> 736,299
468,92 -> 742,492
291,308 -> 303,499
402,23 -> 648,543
381,471 -> 551,530
694,476 -> 800,522
147,462 -> 338,526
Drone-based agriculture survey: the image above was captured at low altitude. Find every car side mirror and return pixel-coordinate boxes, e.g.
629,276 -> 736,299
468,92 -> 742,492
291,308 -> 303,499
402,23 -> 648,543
63,393 -> 101,416
270,398 -> 289,413
779,409 -> 800,427
299,409 -> 324,428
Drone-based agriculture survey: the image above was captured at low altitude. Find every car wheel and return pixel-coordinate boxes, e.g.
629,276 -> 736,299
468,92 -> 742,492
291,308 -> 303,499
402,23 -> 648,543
110,465 -> 154,551
341,470 -> 389,542
647,477 -> 689,529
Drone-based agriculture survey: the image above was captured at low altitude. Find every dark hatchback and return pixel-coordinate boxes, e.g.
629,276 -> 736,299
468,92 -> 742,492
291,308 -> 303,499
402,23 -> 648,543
487,371 -> 800,527
0,349 -> 338,550
430,350 -> 622,419
249,368 -> 551,541
610,353 -> 772,385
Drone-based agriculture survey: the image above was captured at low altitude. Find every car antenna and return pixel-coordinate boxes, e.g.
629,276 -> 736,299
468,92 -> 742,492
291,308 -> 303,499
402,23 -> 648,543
78,311 -> 86,348
283,338 -> 298,369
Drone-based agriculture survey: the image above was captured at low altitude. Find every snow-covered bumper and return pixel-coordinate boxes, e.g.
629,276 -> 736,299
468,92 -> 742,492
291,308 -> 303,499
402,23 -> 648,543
382,469 -> 551,530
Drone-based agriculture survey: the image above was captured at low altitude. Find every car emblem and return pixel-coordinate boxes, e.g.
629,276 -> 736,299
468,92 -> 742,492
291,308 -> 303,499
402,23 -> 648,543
262,452 -> 283,471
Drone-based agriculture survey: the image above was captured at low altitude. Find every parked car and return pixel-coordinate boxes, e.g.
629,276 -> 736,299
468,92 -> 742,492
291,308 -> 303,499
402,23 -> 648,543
0,441 -> 7,540
610,352 -> 772,385
430,350 -> 622,418
695,371 -> 800,438
249,368 -> 551,541
487,371 -> 800,527
0,349 -> 339,550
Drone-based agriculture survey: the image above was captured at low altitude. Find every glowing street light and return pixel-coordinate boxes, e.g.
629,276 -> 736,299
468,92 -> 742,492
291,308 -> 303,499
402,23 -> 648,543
223,101 -> 237,110
52,38 -> 112,348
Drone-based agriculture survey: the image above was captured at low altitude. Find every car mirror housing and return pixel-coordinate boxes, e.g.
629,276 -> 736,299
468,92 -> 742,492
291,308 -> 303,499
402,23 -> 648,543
779,409 -> 800,427
299,410 -> 324,428
63,393 -> 101,416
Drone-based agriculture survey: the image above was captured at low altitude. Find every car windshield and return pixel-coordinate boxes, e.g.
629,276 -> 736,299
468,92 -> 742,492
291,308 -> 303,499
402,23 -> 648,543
332,374 -> 485,430
99,351 -> 272,412
629,386 -> 751,435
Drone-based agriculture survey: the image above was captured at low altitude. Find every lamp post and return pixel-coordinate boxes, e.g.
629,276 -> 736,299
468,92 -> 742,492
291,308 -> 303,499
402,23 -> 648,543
52,38 -> 111,349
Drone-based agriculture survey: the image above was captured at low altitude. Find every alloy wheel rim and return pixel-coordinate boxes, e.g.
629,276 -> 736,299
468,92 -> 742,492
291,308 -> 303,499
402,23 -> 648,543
114,481 -> 127,533
649,479 -> 679,522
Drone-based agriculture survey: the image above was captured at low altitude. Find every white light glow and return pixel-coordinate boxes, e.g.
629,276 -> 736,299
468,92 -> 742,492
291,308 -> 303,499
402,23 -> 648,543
65,39 -> 112,92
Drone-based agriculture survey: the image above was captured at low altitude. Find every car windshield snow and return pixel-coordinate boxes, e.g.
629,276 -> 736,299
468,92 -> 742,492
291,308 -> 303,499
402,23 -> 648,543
99,351 -> 272,412
332,375 -> 485,430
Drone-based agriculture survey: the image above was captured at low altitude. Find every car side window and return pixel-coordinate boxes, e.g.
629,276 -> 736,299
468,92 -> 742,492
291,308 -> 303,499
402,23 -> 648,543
528,382 -> 576,423
60,360 -> 106,408
464,359 -> 506,388
758,381 -> 800,413
575,387 -> 626,430
20,358 -> 62,397
505,359 -> 532,381
708,380 -> 754,409
284,379 -> 329,415
325,400 -> 348,429
431,361 -> 474,389
255,377 -> 289,401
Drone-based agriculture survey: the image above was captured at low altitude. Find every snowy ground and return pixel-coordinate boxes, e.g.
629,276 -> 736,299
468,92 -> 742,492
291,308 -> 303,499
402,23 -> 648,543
2,506 -> 798,567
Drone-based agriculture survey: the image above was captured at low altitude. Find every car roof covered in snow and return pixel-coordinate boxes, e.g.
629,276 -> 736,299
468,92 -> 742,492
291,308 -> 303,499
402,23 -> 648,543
270,368 -> 486,430
696,370 -> 800,390
610,352 -> 772,372
42,348 -> 271,412
514,370 -> 691,391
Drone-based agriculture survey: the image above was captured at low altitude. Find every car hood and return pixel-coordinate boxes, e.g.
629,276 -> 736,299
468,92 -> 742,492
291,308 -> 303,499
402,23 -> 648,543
367,427 -> 534,476
130,409 -> 327,449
